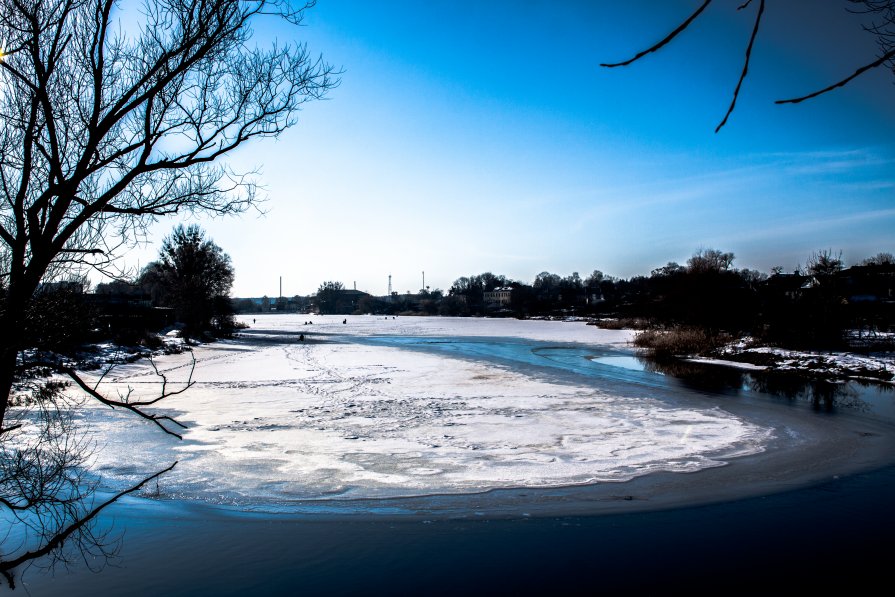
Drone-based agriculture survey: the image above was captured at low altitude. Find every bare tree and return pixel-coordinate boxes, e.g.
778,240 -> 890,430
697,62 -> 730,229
601,0 -> 895,131
805,249 -> 844,278
687,248 -> 735,274
860,251 -> 895,266
0,0 -> 336,586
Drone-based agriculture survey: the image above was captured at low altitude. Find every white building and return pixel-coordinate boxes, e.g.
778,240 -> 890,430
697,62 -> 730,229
483,287 -> 514,306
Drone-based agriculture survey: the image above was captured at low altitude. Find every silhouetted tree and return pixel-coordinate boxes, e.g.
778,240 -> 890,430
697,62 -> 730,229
643,249 -> 758,333
417,288 -> 444,315
805,250 -> 844,278
316,281 -> 345,314
449,275 -> 484,313
0,0 -> 335,585
861,252 -> 895,266
584,270 -> 605,287
687,249 -> 735,274
651,262 -> 685,278
141,225 -> 235,337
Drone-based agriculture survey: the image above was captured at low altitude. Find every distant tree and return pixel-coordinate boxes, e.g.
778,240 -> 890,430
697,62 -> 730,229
650,262 -> 685,278
861,252 -> 895,266
439,294 -> 470,316
805,249 -> 844,278
316,281 -> 345,314
417,288 -> 444,315
449,275 -> 485,313
232,298 -> 261,314
602,1 -> 895,131
141,225 -> 235,337
478,272 -> 510,292
645,249 -> 757,332
94,279 -> 144,296
584,270 -> 605,287
561,272 -> 583,289
556,272 -> 585,309
738,269 -> 768,286
531,271 -> 562,311
687,249 -> 735,274
797,250 -> 847,346
533,272 -> 562,293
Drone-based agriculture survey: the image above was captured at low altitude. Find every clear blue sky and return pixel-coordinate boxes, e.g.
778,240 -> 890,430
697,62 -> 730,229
134,1 -> 895,297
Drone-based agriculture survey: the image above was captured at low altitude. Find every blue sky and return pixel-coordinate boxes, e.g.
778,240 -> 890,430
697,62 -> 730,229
136,1 -> 895,297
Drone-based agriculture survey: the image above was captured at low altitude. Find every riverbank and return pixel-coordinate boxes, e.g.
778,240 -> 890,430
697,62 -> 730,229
712,339 -> 895,383
624,323 -> 894,383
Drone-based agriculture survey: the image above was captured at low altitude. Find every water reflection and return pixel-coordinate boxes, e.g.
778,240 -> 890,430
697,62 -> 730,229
359,335 -> 894,422
640,356 -> 894,417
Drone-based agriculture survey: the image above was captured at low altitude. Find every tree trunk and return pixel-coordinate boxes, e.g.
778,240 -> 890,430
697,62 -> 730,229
0,283 -> 33,430
0,346 -> 17,431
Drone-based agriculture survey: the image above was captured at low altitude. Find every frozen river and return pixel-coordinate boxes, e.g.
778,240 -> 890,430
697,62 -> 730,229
70,315 -> 891,510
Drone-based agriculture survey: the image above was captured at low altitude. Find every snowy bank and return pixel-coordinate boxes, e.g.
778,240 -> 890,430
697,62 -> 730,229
715,339 -> 894,383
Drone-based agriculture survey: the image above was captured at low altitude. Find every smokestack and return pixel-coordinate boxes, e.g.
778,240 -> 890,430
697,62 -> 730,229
279,276 -> 282,298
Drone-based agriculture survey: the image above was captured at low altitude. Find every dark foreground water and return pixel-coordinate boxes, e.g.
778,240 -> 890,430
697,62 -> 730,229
19,464 -> 895,595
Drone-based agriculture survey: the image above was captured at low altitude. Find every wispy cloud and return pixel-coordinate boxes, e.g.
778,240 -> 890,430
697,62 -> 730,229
752,147 -> 895,177
714,207 -> 895,246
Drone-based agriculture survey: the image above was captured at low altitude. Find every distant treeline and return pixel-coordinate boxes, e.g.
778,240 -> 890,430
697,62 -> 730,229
241,249 -> 894,351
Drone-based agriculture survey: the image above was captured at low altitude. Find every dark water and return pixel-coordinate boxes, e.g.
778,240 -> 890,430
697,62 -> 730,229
21,465 -> 895,594
642,355 -> 895,420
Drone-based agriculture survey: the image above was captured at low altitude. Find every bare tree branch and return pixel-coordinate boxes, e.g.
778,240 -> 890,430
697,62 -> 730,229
0,462 -> 177,589
603,0 -> 895,129
61,353 -> 195,439
776,46 -> 895,104
601,0 -> 713,68
716,0 -> 765,132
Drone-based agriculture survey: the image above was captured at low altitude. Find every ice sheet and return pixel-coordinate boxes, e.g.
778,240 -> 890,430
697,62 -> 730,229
63,316 -> 771,504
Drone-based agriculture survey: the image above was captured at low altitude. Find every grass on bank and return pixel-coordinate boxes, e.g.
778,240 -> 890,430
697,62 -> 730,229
632,327 -> 732,357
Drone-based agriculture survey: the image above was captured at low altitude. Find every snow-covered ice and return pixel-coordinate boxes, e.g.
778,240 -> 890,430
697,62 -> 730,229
63,315 -> 773,504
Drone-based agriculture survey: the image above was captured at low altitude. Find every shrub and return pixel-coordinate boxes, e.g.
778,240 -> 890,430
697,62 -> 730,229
633,326 -> 730,356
